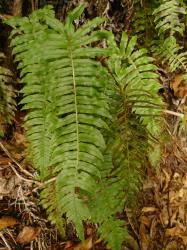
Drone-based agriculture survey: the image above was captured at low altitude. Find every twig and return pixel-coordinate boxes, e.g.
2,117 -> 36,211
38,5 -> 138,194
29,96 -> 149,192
0,141 -> 56,189
9,163 -> 56,193
164,109 -> 184,118
33,177 -> 57,192
9,163 -> 56,191
9,163 -> 39,185
0,232 -> 12,250
125,207 -> 140,240
5,229 -> 17,245
0,141 -> 34,178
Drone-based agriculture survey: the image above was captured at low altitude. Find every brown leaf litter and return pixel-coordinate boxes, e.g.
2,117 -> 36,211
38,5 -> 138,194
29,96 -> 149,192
16,226 -> 41,244
137,142 -> 187,250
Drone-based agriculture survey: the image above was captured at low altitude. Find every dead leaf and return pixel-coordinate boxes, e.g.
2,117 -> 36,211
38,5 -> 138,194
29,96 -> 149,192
139,215 -> 151,228
180,235 -> 187,245
16,226 -> 41,244
0,157 -> 11,165
141,207 -> 158,213
13,132 -> 27,148
160,206 -> 169,226
0,174 -> 20,199
139,223 -> 150,250
165,240 -> 178,250
73,237 -> 92,250
170,74 -> 187,99
64,240 -> 74,249
86,227 -> 93,237
170,208 -> 178,226
0,216 -> 18,230
165,225 -> 182,238
150,217 -> 159,239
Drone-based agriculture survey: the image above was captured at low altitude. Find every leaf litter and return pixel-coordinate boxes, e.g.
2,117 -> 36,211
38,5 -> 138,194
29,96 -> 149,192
1,2 -> 187,250
1,105 -> 187,250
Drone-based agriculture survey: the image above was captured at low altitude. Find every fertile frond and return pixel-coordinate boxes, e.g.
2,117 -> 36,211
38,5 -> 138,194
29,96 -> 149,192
153,0 -> 186,36
0,53 -> 16,136
6,5 -> 110,239
153,36 -> 187,72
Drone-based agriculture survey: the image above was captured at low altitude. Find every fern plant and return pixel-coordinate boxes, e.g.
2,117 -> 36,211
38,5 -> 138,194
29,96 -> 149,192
131,0 -> 158,47
152,36 -> 187,71
152,0 -> 187,73
0,53 -> 16,137
6,5 -> 165,250
6,4 -> 111,240
107,32 -> 164,143
88,31 -> 164,247
153,0 -> 186,36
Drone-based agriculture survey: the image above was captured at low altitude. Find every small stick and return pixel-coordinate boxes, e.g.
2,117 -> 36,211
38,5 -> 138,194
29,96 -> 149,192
9,163 -> 39,185
0,232 -> 12,250
32,177 -> 57,192
9,163 -> 56,190
125,207 -> 139,240
164,109 -> 184,118
0,141 -> 34,178
0,142 -> 56,188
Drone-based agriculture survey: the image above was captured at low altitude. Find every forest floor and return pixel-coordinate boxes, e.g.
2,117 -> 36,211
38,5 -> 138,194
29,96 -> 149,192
0,1 -> 187,250
0,78 -> 187,250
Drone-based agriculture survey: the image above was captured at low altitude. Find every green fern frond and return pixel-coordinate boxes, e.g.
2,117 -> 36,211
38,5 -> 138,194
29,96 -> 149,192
153,0 -> 186,36
99,218 -> 126,250
107,32 -> 164,143
89,30 -> 164,247
40,182 -> 65,236
88,151 -> 127,250
89,125 -> 144,249
6,5 -> 110,239
152,36 -> 187,72
131,1 -> 156,46
0,53 -> 16,137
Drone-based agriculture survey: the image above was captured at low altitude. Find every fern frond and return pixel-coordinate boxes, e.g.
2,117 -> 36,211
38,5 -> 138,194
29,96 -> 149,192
0,53 -> 16,136
89,124 -> 144,249
152,36 -> 187,72
99,218 -> 126,250
88,151 -> 127,250
40,182 -> 65,236
6,5 -> 166,249
131,1 -> 156,46
108,32 -> 164,143
153,0 -> 186,36
88,30 -> 164,247
6,5 -> 110,239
